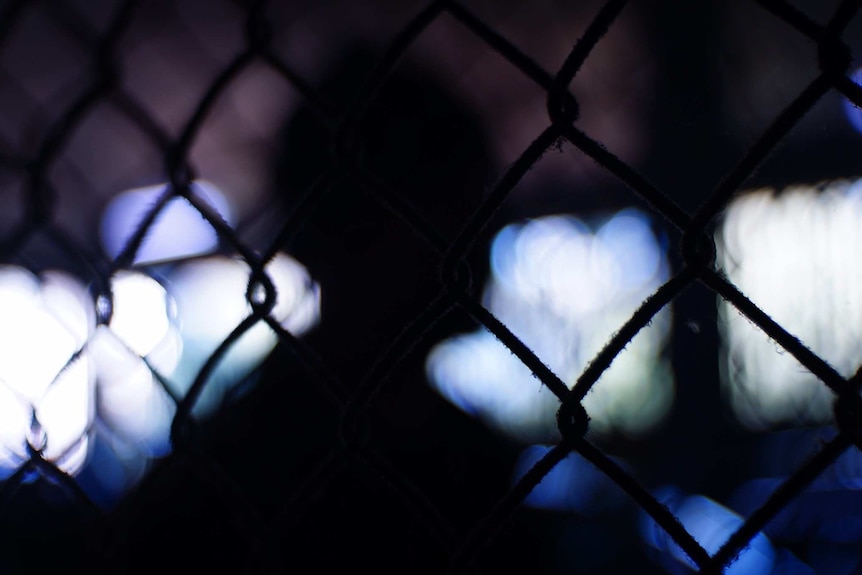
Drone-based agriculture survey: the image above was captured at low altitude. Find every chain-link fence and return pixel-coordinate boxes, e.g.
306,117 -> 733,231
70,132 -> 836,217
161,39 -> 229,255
2,0 -> 862,573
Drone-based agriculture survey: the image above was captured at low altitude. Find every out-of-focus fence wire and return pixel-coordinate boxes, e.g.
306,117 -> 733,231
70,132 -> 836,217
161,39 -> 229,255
1,0 -> 862,574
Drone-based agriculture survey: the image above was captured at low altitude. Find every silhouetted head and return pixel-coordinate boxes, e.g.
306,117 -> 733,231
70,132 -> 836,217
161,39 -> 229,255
274,42 -> 492,376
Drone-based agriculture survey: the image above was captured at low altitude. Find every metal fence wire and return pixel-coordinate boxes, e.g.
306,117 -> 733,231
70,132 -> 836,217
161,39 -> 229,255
2,0 -> 862,573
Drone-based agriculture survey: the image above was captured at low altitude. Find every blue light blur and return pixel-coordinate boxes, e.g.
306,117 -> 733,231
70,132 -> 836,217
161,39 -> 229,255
770,549 -> 815,575
843,68 -> 862,135
100,180 -> 233,266
512,445 -> 628,515
596,208 -> 663,290
641,487 -> 776,575
729,449 -> 862,544
75,427 -> 151,508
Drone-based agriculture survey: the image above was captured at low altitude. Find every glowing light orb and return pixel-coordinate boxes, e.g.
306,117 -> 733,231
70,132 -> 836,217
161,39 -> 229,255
91,271 -> 181,459
165,252 -> 320,418
100,180 -> 233,266
0,264 -> 186,489
513,444 -> 627,514
716,179 -> 862,429
641,488 -> 776,575
0,266 -> 95,477
843,68 -> 862,135
426,208 -> 674,442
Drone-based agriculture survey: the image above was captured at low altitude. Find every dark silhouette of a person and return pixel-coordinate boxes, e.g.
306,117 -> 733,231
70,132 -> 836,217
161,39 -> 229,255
108,43 -> 541,575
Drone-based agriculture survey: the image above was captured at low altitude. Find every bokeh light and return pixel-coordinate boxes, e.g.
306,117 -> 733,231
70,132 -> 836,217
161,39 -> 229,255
0,266 -> 181,498
91,271 -> 180,462
641,487 -> 776,575
715,179 -> 862,430
513,444 -> 628,514
843,68 -> 862,135
0,266 -> 95,477
729,442 -> 862,545
89,326 -> 175,459
164,252 -> 321,418
724,432 -> 862,575
426,208 -> 673,441
0,255 -> 315,497
107,270 -> 181,370
100,180 -> 233,266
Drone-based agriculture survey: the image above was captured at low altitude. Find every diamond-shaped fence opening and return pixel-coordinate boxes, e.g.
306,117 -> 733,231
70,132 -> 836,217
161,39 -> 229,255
2,0 -> 862,574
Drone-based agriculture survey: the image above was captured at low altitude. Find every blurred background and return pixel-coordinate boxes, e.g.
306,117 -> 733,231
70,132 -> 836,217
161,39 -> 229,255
2,0 -> 862,573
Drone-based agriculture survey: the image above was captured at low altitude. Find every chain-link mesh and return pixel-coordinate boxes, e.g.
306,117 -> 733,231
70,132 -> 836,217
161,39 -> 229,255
1,0 -> 862,573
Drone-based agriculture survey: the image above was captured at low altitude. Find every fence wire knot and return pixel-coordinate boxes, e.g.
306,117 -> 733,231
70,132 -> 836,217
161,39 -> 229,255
556,398 -> 590,443
681,228 -> 717,274
3,0 -> 862,573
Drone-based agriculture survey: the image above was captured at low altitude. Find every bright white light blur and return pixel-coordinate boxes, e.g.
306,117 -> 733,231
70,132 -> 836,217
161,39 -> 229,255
0,247 -> 317,490
103,270 -> 183,385
0,267 -> 81,402
0,266 -> 184,481
640,489 -> 776,575
716,179 -> 862,429
427,209 -> 673,441
165,252 -> 320,418
36,358 -> 92,466
52,435 -> 90,479
41,272 -> 95,348
0,266 -> 95,477
89,326 -> 175,457
100,180 -> 233,266
91,271 -> 181,457
109,271 -> 174,359
266,253 -> 322,334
